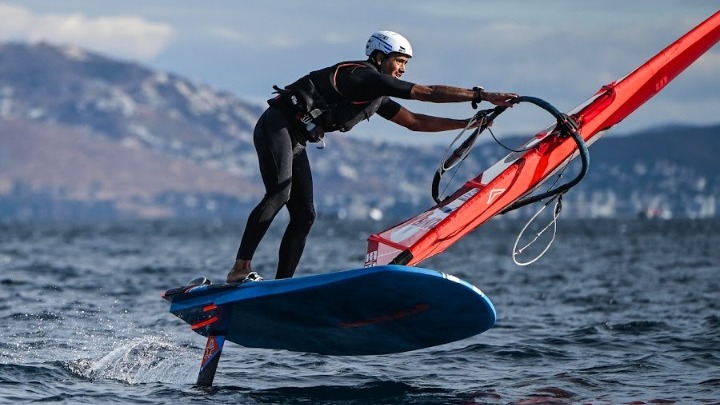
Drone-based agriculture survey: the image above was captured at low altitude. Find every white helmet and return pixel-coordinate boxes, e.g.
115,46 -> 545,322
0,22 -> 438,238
365,31 -> 413,58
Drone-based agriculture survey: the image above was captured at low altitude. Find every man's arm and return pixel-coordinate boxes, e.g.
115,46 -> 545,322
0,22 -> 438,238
388,105 -> 472,132
386,85 -> 519,132
410,84 -> 517,107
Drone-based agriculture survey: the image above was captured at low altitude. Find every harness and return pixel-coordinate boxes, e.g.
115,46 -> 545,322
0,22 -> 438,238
268,61 -> 385,143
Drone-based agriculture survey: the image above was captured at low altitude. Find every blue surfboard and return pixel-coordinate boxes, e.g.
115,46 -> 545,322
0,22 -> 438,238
163,265 -> 495,385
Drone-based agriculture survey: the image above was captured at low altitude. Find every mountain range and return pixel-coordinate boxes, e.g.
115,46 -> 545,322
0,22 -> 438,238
1,42 -> 718,222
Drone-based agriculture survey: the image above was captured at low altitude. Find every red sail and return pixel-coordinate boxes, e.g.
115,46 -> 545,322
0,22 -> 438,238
366,11 -> 720,267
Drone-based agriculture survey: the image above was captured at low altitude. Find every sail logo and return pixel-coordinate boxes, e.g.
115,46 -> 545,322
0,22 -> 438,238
655,76 -> 668,92
487,188 -> 505,204
201,336 -> 219,367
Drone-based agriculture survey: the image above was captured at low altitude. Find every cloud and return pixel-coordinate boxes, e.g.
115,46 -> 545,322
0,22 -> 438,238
208,26 -> 249,44
208,25 -> 351,49
207,26 -> 298,49
0,3 -> 174,60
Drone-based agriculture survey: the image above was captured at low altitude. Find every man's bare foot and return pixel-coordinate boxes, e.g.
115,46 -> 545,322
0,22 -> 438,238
226,259 -> 252,283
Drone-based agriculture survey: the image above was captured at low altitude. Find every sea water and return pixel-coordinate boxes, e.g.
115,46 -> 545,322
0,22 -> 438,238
1,217 -> 718,404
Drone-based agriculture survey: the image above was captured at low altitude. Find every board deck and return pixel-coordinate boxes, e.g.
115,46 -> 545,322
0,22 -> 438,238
163,265 -> 496,356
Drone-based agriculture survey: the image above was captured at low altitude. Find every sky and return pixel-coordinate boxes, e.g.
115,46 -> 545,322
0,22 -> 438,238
1,1 -> 718,145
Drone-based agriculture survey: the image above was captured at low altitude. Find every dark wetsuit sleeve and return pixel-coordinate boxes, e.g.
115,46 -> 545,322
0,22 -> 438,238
377,98 -> 402,120
334,66 -> 412,120
335,67 -> 415,102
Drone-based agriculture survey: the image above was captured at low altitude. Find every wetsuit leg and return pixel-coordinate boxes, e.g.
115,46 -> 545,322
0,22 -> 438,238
236,108 -> 296,262
276,149 -> 315,279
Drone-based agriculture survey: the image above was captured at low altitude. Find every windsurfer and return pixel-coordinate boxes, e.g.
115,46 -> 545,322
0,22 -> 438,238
227,30 -> 518,283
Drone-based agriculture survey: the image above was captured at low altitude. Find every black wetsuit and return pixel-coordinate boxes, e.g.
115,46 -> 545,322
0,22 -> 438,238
236,60 -> 414,279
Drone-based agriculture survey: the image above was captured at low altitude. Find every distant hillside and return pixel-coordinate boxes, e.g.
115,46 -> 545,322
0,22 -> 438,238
558,126 -> 720,218
0,42 -> 265,220
0,118 -> 261,219
0,41 -> 718,221
0,42 -> 263,171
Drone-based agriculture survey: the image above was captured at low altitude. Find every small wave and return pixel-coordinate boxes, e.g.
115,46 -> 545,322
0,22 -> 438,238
441,342 -> 495,356
40,284 -> 65,293
247,381 -> 448,404
0,278 -> 28,286
703,314 -> 720,331
492,347 -> 545,359
603,320 -> 669,334
700,378 -> 720,386
0,363 -> 76,402
9,310 -> 63,321
0,362 -> 68,382
63,335 -> 195,385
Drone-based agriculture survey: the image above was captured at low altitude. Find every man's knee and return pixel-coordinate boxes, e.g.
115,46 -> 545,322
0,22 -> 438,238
291,205 -> 315,233
266,183 -> 292,207
305,206 -> 316,228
